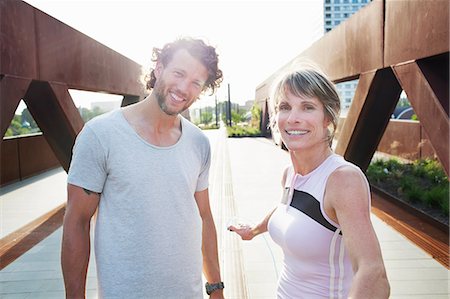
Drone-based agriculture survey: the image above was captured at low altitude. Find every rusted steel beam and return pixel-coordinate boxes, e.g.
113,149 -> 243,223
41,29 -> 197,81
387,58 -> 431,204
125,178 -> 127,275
0,138 -> 20,185
393,62 -> 449,176
0,204 -> 65,270
298,0 -> 383,82
256,0 -> 448,179
24,81 -> 84,171
35,8 -> 145,96
0,0 -> 38,79
385,0 -> 449,67
2,0 -> 147,172
1,134 -> 60,186
255,0 -> 448,95
122,95 -> 141,107
18,134 -> 60,179
255,0 -> 384,101
48,82 -> 85,136
335,71 -> 377,157
261,100 -> 271,137
0,76 -> 31,140
417,53 -> 449,116
339,68 -> 402,171
1,0 -> 145,96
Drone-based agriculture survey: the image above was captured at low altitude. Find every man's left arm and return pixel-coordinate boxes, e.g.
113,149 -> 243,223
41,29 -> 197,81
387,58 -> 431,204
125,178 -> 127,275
194,188 -> 224,299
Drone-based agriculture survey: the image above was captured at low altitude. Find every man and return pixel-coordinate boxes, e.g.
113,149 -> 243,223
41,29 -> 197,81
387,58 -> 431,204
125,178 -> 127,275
62,37 -> 225,298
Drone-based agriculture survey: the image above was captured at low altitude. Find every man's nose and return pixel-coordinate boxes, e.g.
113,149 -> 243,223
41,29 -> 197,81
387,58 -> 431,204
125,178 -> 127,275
177,79 -> 190,94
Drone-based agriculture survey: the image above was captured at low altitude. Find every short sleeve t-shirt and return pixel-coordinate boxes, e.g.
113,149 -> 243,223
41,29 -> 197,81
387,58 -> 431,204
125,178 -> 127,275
68,109 -> 210,298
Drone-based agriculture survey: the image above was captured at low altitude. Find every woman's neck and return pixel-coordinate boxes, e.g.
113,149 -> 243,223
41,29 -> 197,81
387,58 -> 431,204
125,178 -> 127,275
290,145 -> 333,175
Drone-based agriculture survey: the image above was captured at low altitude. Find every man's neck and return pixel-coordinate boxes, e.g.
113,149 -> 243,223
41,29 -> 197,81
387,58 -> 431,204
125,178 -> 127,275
144,95 -> 181,132
121,95 -> 183,146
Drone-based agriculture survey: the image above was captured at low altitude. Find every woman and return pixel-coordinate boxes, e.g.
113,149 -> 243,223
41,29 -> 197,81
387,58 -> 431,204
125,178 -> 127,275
229,67 -> 390,298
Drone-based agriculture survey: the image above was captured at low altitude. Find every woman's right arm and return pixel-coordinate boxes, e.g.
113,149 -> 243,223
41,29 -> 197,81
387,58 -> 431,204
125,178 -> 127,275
228,167 -> 289,241
228,209 -> 275,240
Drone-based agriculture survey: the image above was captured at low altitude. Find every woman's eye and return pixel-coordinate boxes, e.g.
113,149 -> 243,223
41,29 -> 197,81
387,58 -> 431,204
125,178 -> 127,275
278,104 -> 290,111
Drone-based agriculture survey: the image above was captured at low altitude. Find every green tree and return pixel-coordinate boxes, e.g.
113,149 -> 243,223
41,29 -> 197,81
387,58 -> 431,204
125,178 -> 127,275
250,103 -> 261,128
200,111 -> 213,125
397,97 -> 410,107
231,110 -> 246,124
4,115 -> 30,137
79,106 -> 104,122
21,108 -> 38,129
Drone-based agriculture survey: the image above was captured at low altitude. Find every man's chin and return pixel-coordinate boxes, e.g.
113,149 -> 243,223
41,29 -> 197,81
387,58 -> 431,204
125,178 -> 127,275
159,103 -> 183,116
161,109 -> 178,116
164,107 -> 186,116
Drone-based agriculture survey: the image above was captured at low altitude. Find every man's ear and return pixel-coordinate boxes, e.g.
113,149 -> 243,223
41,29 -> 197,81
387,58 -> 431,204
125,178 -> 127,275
154,62 -> 164,79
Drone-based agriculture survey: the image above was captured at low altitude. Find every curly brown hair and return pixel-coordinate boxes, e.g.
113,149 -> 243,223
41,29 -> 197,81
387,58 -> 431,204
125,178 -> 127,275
144,37 -> 223,95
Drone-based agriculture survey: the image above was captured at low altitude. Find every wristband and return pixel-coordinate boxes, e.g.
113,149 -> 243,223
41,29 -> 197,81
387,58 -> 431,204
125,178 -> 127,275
205,281 -> 224,295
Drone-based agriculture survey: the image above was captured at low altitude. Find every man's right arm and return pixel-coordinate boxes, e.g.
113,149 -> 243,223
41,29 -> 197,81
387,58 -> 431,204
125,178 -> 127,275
61,184 -> 100,299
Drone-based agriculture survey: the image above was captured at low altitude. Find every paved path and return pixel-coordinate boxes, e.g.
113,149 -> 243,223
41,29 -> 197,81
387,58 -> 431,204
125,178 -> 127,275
214,129 -> 449,299
1,128 -> 448,298
0,168 -> 67,239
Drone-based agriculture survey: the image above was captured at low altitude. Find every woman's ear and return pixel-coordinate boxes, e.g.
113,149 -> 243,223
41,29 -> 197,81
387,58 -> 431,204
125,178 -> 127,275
323,116 -> 331,128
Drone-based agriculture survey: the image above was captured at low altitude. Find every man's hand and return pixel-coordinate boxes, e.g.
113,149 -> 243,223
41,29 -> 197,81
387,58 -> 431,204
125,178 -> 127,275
210,289 -> 224,299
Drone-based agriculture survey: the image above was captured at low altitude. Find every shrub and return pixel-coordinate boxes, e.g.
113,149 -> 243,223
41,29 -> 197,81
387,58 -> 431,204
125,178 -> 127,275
367,158 -> 449,216
424,186 -> 448,209
201,124 -> 219,130
366,163 -> 388,183
226,126 -> 261,137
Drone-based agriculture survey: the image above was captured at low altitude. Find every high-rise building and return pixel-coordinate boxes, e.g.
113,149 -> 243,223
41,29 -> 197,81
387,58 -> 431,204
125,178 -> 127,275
324,0 -> 371,116
324,0 -> 371,33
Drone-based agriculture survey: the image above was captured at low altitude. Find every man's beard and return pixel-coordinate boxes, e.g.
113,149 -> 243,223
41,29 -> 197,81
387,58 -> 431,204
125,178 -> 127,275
154,80 -> 187,116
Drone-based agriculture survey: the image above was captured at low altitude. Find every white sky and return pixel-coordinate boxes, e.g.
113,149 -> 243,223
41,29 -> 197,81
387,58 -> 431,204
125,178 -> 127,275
23,0 -> 324,109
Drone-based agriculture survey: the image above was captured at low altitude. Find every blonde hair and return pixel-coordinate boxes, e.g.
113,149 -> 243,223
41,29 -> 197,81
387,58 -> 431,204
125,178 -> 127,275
270,65 -> 341,146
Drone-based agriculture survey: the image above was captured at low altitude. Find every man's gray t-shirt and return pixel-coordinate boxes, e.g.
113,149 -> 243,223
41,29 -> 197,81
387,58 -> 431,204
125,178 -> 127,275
67,109 -> 210,298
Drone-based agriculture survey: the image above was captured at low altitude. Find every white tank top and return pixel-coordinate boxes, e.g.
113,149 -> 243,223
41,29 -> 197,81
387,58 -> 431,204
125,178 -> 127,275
268,154 -> 371,299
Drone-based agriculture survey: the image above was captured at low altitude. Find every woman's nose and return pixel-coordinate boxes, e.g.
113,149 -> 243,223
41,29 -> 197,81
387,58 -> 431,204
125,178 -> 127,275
287,109 -> 302,123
